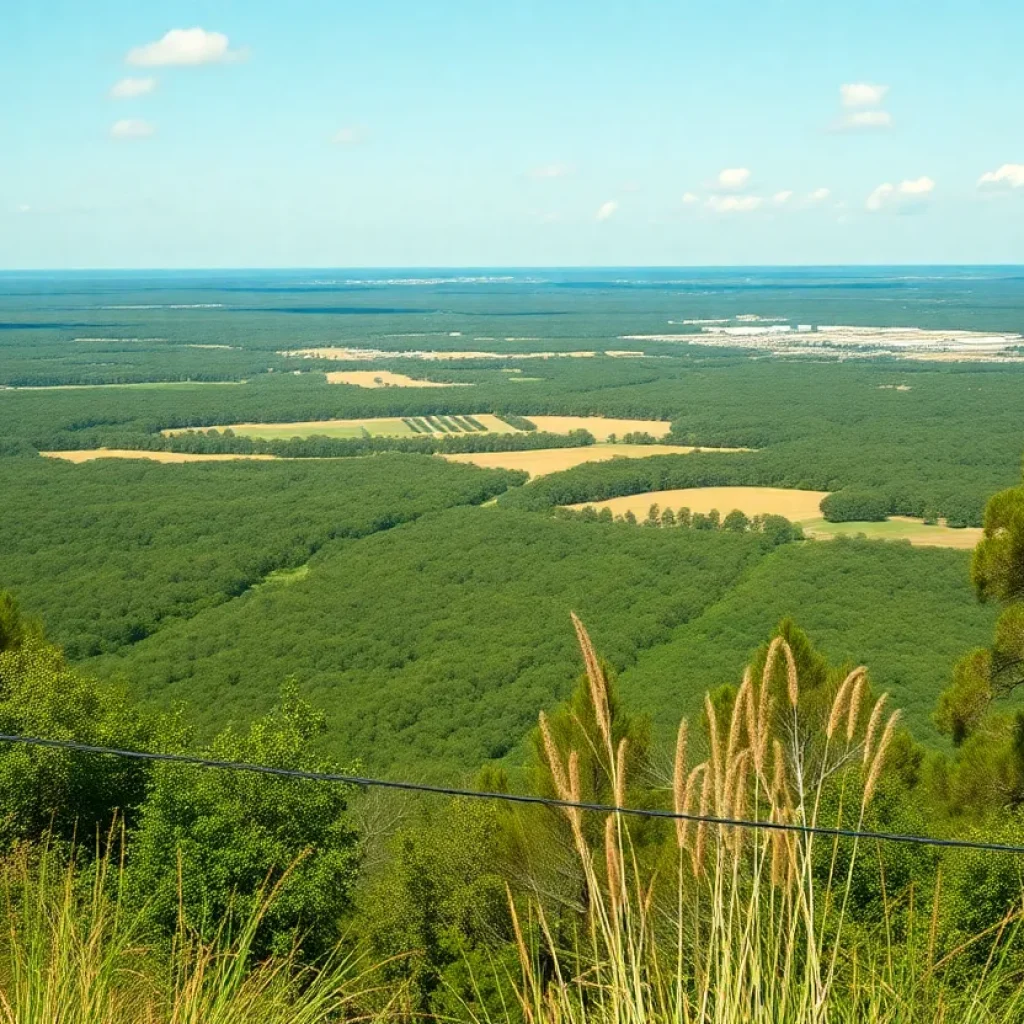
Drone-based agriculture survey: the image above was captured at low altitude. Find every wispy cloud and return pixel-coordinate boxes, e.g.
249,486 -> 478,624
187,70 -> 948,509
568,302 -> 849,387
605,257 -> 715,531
832,83 -> 893,132
596,200 -> 618,221
682,192 -> 699,204
840,82 -> 889,108
977,164 -> 1024,190
773,190 -> 793,205
706,194 -> 762,213
110,77 -> 156,99
866,176 -> 935,212
528,162 -> 574,180
110,118 -> 155,139
808,187 -> 831,202
716,167 -> 751,190
127,28 -> 241,67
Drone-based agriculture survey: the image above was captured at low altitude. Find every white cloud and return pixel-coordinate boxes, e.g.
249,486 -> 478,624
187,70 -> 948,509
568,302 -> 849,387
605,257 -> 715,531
840,82 -> 889,108
773,190 -> 793,205
706,194 -> 762,213
808,187 -> 831,202
716,167 -> 751,190
596,200 -> 618,221
977,164 -> 1024,190
126,28 -> 238,67
682,192 -> 699,204
333,127 -> 364,145
110,77 -> 156,98
528,162 -> 573,179
110,118 -> 155,139
866,176 -> 935,212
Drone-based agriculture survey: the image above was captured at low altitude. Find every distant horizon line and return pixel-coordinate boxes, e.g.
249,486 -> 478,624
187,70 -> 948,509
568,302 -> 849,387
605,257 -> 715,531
2,263 -> 1024,274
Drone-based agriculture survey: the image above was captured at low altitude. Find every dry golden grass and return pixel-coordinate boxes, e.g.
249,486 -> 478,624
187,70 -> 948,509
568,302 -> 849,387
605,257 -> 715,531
325,370 -> 469,388
571,486 -> 830,521
41,449 -> 278,464
440,444 -> 707,477
526,416 -> 674,440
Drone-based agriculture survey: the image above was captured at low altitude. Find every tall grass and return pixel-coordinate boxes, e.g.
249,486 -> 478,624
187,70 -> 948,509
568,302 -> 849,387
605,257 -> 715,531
0,842 -> 394,1024
508,617 -> 1024,1024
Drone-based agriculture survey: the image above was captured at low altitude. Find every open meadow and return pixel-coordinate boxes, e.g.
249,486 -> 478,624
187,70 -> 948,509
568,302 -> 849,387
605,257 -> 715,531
441,442 -> 718,476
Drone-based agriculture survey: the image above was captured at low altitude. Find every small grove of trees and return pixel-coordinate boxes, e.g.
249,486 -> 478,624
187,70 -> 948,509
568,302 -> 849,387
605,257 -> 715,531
0,593 -> 362,956
557,504 -> 804,545
820,490 -> 890,523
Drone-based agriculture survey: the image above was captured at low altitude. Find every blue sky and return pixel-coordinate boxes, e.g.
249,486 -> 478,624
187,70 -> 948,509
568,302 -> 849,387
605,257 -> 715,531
2,0 -> 1023,268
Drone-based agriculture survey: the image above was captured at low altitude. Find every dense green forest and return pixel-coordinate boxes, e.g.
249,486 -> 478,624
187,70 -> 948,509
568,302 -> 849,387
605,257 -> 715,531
87,507 -> 771,773
80,506 -> 994,772
0,456 -> 518,658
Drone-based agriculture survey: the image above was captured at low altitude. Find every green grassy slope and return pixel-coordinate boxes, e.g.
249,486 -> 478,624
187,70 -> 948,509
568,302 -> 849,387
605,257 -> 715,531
617,536 -> 999,747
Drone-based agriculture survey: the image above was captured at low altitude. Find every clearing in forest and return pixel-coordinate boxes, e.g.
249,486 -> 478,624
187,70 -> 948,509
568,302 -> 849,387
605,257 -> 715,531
42,450 -> 279,463
802,517 -> 983,550
572,487 -> 831,521
526,416 -> 674,440
442,444 -> 717,477
325,370 -> 470,388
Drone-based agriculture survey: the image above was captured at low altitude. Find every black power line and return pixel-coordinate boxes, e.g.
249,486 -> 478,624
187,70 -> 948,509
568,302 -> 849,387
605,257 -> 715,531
2,732 -> 1023,855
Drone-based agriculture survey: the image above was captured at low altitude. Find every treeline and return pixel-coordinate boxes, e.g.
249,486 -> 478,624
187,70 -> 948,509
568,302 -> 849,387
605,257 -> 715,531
555,502 -> 805,544
145,427 -> 594,458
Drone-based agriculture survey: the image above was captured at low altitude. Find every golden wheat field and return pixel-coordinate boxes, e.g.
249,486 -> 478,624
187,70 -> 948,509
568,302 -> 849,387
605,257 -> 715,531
41,450 -> 279,463
526,415 -> 674,440
441,444 -> 712,477
571,486 -> 831,520
325,370 -> 469,388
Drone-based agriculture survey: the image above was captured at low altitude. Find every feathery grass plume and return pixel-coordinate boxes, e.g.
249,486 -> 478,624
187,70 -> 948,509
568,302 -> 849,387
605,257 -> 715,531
846,671 -> 868,742
743,665 -> 757,751
762,635 -> 784,690
673,720 -> 688,847
827,667 -> 862,739
705,692 -> 723,814
862,693 -> 890,766
863,710 -> 902,806
694,766 -> 714,875
784,641 -> 799,708
726,670 -> 750,766
725,749 -> 750,853
614,737 -> 628,809
571,611 -> 611,751
539,710 -> 570,801
605,814 -> 622,912
678,763 -> 705,853
754,674 -> 773,778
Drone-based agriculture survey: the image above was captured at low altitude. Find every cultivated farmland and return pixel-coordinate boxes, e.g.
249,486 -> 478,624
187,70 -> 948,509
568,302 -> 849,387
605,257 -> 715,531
572,486 -> 831,521
442,444 -> 735,477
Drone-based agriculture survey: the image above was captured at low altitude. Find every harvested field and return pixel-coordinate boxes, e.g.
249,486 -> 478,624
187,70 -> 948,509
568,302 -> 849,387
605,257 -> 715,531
571,487 -> 830,521
527,416 -> 674,440
325,370 -> 470,388
442,444 -> 717,477
164,418 -> 413,439
42,450 -> 278,464
803,517 -> 983,550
